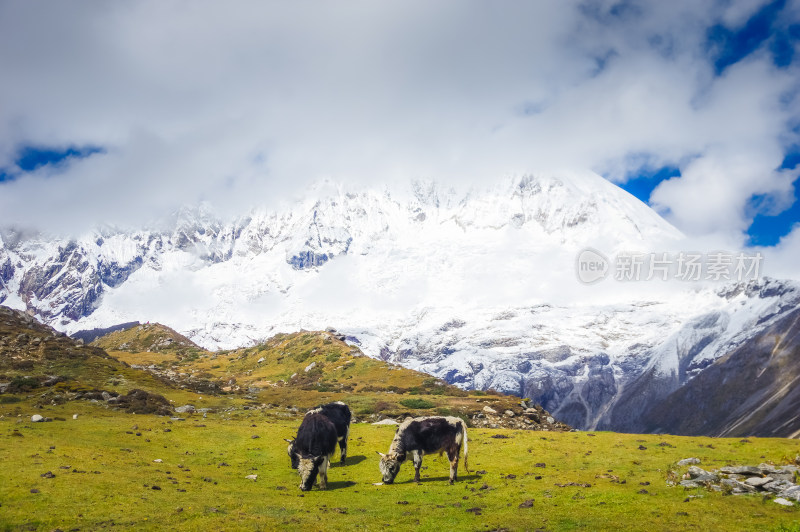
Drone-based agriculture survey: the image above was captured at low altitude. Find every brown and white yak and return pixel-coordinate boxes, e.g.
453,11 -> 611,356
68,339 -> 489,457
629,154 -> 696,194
378,416 -> 469,484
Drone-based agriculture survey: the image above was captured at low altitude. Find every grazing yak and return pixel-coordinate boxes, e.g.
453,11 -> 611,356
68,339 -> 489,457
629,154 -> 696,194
287,413 -> 338,491
378,416 -> 469,484
286,401 -> 351,469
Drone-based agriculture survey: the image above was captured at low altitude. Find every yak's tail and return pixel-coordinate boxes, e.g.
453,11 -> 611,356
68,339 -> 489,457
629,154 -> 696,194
461,422 -> 469,472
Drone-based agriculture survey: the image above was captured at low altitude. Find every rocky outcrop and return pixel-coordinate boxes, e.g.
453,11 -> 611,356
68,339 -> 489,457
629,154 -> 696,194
673,459 -> 800,505
642,306 -> 800,438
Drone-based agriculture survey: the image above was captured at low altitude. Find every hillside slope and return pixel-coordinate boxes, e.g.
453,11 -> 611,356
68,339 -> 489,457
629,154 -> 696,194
93,322 -> 205,357
0,306 -> 188,414
95,324 -> 569,431
642,306 -> 800,438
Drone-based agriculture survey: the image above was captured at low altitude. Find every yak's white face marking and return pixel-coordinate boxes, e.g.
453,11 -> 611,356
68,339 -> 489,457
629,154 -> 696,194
297,456 -> 323,491
379,454 -> 402,484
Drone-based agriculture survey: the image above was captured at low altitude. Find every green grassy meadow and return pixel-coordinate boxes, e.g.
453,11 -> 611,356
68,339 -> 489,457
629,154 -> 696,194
2,401 -> 799,531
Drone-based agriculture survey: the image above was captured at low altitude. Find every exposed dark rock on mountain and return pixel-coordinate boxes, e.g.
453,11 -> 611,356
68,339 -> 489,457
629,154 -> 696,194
642,307 -> 800,438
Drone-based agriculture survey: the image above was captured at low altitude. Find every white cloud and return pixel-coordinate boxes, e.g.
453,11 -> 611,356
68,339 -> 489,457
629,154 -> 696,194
0,0 -> 797,242
758,223 -> 800,278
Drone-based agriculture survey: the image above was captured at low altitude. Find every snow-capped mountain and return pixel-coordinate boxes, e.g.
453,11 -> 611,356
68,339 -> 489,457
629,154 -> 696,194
2,171 -> 797,435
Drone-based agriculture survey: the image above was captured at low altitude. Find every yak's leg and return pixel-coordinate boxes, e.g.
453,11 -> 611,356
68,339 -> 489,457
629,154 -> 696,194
340,426 -> 349,464
319,457 -> 329,490
413,450 -> 423,483
448,449 -> 459,484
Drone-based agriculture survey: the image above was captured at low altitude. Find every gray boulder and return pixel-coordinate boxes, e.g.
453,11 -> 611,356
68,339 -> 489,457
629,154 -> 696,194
720,478 -> 756,494
764,479 -> 795,493
744,476 -> 772,488
779,485 -> 800,502
719,466 -> 760,476
687,466 -> 718,482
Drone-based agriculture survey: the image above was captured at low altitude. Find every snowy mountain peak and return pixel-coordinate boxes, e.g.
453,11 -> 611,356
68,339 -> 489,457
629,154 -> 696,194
0,172 -> 686,332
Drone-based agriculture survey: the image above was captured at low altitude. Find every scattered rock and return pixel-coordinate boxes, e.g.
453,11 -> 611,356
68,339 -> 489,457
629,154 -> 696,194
518,499 -> 534,508
245,475 -> 258,481
153,459 -> 163,463
677,458 -> 700,466
774,498 -> 794,506
744,476 -> 772,488
72,414 -> 78,420
40,471 -> 55,478
686,466 -> 718,483
371,419 -> 400,425
31,415 -> 44,422
114,389 -> 173,416
764,480 -> 795,493
780,485 -> 800,502
719,466 -> 760,477
482,406 -> 497,415
175,405 -> 196,414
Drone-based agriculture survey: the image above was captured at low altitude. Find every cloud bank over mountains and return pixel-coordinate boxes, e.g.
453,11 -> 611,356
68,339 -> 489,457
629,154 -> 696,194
0,1 -> 798,259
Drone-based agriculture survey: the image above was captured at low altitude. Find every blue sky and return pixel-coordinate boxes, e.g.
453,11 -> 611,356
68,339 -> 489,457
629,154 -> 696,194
0,1 -> 799,264
0,146 -> 103,183
616,0 -> 800,247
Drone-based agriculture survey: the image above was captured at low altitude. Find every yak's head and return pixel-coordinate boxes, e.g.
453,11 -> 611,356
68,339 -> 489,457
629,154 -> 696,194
377,451 -> 405,484
297,454 -> 326,491
284,438 -> 299,469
